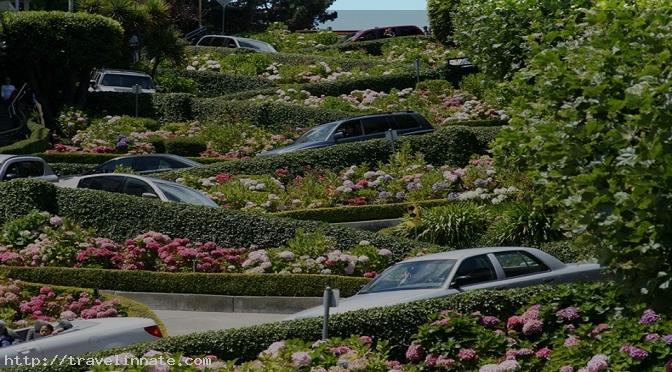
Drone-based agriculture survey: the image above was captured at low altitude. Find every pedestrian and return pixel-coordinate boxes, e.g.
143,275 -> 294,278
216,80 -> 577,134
1,77 -> 16,105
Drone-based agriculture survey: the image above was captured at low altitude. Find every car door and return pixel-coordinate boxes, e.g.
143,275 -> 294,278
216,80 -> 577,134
490,250 -> 555,289
450,254 -> 501,291
121,177 -> 159,199
77,175 -> 125,193
132,156 -> 161,174
361,116 -> 392,140
333,120 -> 365,144
2,159 -> 53,181
390,114 -> 423,136
97,157 -> 133,173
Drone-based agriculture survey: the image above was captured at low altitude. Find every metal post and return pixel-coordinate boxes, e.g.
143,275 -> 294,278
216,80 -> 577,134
68,0 -> 73,11
198,0 -> 202,27
322,287 -> 332,340
133,84 -> 140,117
221,5 -> 226,34
414,59 -> 421,84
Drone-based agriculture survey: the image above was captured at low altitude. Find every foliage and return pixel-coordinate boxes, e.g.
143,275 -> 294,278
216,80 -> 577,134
154,73 -> 198,94
452,0 -> 591,79
169,69 -> 276,97
484,203 -> 562,246
427,0 -> 461,44
494,4 -> 672,307
0,122 -> 50,155
415,203 -> 490,247
247,22 -> 341,51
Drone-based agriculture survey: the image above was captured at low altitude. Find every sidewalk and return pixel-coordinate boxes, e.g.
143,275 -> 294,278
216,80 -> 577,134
154,310 -> 287,336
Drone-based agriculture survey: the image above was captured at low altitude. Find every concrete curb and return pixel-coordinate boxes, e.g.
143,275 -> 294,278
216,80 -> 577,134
103,290 -> 322,314
333,218 -> 401,232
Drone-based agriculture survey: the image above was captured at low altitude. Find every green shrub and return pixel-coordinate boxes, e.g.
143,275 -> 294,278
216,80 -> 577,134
0,179 -> 431,261
537,240 -> 596,264
427,0 -> 460,44
35,152 -> 223,165
162,137 -> 207,157
159,126 -> 483,180
307,36 -> 430,56
49,163 -> 98,176
0,122 -> 50,154
415,202 -> 490,247
0,267 -> 368,298
483,203 -> 562,246
452,0 -> 591,79
85,92 -> 194,122
19,284 -> 565,371
168,69 -> 276,97
155,73 -> 198,94
494,4 -> 672,307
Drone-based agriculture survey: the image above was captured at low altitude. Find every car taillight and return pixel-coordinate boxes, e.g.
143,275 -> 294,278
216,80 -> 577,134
144,325 -> 163,338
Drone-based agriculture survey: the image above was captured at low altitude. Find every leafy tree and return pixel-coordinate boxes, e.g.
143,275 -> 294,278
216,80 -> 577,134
494,3 -> 672,307
0,11 -> 123,126
427,0 -> 460,44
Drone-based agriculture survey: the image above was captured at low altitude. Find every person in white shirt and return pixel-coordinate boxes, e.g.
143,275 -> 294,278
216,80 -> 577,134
1,77 -> 16,105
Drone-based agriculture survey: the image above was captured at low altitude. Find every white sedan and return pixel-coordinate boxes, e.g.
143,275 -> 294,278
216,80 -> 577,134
0,317 -> 162,364
288,247 -> 601,319
58,174 -> 219,208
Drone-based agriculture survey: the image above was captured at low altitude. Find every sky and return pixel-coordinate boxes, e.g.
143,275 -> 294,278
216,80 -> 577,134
329,0 -> 427,10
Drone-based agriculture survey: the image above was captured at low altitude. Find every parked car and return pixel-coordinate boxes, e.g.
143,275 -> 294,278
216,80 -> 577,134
0,317 -> 162,363
57,174 -> 219,208
287,247 -> 602,320
259,112 -> 434,157
348,25 -> 425,42
93,154 -> 202,175
0,155 -> 57,182
89,69 -> 156,94
196,35 -> 277,53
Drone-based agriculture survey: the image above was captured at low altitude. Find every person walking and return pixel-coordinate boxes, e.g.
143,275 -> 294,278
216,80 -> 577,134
1,77 -> 16,106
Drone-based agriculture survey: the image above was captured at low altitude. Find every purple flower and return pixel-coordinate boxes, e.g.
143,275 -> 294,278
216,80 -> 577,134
424,354 -> 438,367
588,323 -> 609,338
586,354 -> 608,372
458,348 -> 477,361
522,319 -> 543,336
559,366 -> 574,372
644,333 -> 661,342
640,309 -> 661,325
620,345 -> 648,360
535,347 -> 552,360
405,343 -> 425,362
359,335 -> 372,345
663,335 -> 672,345
556,306 -> 580,322
564,336 -> 580,347
291,352 -> 311,367
481,316 -> 501,328
328,346 -> 352,355
435,356 -> 455,368
49,216 -> 63,226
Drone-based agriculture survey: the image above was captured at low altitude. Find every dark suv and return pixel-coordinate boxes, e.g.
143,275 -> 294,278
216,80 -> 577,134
259,112 -> 434,157
348,26 -> 425,42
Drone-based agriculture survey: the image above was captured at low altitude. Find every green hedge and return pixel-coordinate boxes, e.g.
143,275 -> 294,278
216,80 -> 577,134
50,162 -> 98,176
192,98 -> 353,130
0,122 -> 50,154
85,92 -> 194,122
160,126 -> 485,180
0,180 -> 430,261
0,267 -> 368,298
305,36 -> 431,56
35,152 -> 224,165
16,284 -> 564,371
166,69 -> 276,97
273,199 -> 456,224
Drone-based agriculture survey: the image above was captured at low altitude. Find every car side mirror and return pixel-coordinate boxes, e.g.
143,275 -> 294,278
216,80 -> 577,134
3,173 -> 18,181
333,132 -> 345,142
89,80 -> 97,88
450,275 -> 472,289
141,192 -> 158,199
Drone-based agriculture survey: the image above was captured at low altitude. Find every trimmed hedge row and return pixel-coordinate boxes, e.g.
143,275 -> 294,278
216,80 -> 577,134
0,267 -> 369,298
84,92 -> 194,122
303,36 -> 431,56
159,126 -> 485,180
0,122 -> 49,154
192,98 -> 353,130
16,284 -> 566,371
273,199 -> 455,224
49,162 -> 98,177
0,180 -> 431,261
36,153 -> 224,165
166,69 -> 276,97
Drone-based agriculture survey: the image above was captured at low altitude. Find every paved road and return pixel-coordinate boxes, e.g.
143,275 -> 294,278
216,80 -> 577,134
154,310 -> 287,336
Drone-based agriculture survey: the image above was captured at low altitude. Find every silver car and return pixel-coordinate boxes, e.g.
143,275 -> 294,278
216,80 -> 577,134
57,174 -> 219,208
0,155 -> 58,182
288,247 -> 601,319
0,317 -> 162,364
196,35 -> 277,53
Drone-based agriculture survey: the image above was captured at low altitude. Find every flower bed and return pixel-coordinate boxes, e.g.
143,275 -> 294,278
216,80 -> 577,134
249,81 -> 508,127
176,152 -> 519,212
0,279 -> 122,327
0,211 -> 393,277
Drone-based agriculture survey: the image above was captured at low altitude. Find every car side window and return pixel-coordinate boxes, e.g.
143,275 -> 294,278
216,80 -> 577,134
336,120 -> 364,139
494,251 -> 550,278
4,161 -> 44,179
78,176 -> 124,192
454,255 -> 497,286
362,117 -> 390,135
158,159 -> 174,170
100,158 -> 133,173
122,178 -> 155,197
391,115 -> 420,130
133,157 -> 160,172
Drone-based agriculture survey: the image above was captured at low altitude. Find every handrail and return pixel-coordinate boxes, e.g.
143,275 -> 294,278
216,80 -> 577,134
8,83 -> 27,119
185,26 -> 207,42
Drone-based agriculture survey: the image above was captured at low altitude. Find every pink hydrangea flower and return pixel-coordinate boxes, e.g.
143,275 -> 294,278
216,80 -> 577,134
639,309 -> 661,325
564,336 -> 580,347
644,333 -> 661,342
424,354 -> 438,367
522,319 -> 543,336
586,354 -> 608,372
435,356 -> 455,368
405,344 -> 425,362
663,335 -> 672,345
359,336 -> 372,345
291,351 -> 311,367
507,315 -> 524,330
559,366 -> 574,372
620,345 -> 648,360
458,348 -> 477,361
481,316 -> 501,328
387,360 -> 402,369
589,323 -> 610,338
556,306 -> 580,322
328,346 -> 352,355
535,347 -> 552,359
49,216 -> 63,226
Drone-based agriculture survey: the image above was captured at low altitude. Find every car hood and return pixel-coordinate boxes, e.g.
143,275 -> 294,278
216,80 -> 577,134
287,288 -> 455,320
258,142 -> 325,157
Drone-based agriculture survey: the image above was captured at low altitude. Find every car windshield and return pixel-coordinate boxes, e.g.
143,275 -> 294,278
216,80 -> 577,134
155,182 -> 219,208
101,74 -> 154,89
294,125 -> 334,144
237,39 -> 276,52
359,259 -> 456,294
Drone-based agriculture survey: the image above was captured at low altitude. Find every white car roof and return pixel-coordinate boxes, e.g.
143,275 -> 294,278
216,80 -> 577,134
98,69 -> 152,77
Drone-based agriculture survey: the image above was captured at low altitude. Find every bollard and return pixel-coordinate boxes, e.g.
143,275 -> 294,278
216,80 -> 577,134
322,287 -> 340,340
